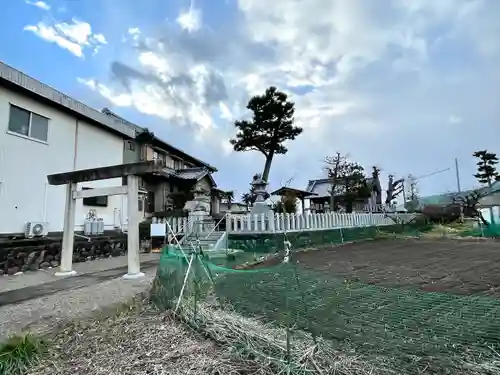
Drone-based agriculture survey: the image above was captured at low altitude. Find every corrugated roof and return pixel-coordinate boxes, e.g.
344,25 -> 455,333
0,61 -> 136,139
270,186 -> 317,197
171,167 -> 217,187
175,167 -> 208,180
306,177 -> 376,198
412,181 -> 500,207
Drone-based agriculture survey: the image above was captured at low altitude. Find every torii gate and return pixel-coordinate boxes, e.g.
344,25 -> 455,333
47,161 -> 163,279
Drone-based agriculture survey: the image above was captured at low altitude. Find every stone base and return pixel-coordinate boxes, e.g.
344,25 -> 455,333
250,202 -> 272,215
55,270 -> 77,277
123,272 -> 145,280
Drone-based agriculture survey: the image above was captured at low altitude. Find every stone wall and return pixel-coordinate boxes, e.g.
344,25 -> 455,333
227,224 -> 424,253
0,236 -> 127,276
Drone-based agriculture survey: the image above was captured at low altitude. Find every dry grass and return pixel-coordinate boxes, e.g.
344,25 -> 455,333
27,299 -> 268,375
26,296 -> 399,375
175,299 -> 398,375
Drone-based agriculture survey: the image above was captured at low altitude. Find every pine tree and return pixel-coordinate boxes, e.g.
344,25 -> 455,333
230,86 -> 303,182
473,150 -> 500,186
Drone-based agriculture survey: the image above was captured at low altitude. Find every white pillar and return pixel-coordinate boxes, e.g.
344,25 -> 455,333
123,175 -> 145,279
55,182 -> 77,277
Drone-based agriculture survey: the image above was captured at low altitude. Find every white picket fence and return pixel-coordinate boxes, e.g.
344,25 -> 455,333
152,216 -> 189,234
150,212 -> 416,236
225,212 -> 416,233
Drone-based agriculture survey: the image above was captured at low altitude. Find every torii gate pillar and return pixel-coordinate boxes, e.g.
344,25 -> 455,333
47,161 -> 167,279
123,174 -> 144,279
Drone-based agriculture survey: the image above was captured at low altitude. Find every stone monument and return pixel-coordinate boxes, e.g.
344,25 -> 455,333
250,174 -> 272,215
183,186 -> 211,232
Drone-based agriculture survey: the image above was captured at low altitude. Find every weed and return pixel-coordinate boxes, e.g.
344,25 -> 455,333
0,334 -> 46,375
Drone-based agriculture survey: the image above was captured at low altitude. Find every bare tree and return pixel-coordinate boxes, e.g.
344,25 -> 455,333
385,175 -> 404,205
453,190 -> 489,225
406,174 -> 419,200
405,174 -> 420,212
324,153 -> 346,210
324,154 -> 371,212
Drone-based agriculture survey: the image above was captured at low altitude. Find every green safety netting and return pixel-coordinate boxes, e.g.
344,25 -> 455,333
150,223 -> 500,374
459,223 -> 500,238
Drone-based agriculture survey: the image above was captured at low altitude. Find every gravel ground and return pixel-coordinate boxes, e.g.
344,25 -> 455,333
0,267 -> 156,340
0,253 -> 160,293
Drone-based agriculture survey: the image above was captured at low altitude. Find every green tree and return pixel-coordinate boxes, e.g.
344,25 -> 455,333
473,150 -> 500,224
324,156 -> 371,212
324,152 -> 347,210
241,192 -> 253,209
272,193 -> 298,214
342,163 -> 371,213
230,86 -> 303,182
241,174 -> 268,208
220,191 -> 234,210
473,150 -> 500,186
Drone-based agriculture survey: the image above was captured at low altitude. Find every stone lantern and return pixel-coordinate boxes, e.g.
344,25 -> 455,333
250,174 -> 272,215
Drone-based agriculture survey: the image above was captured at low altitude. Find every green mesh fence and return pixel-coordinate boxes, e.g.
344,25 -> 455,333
151,224 -> 500,373
225,223 -> 433,258
459,223 -> 500,238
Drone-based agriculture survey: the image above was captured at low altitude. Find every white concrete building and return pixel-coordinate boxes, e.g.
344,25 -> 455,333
0,61 -> 136,236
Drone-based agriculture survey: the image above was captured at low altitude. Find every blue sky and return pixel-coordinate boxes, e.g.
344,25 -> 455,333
2,0 -> 500,202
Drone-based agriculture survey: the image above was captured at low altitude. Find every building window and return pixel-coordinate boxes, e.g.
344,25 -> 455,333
153,151 -> 165,161
8,104 -> 49,142
128,141 -> 135,151
82,187 -> 108,207
173,159 -> 183,169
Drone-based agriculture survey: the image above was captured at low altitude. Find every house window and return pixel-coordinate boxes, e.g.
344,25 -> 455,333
153,150 -> 166,164
8,104 -> 49,142
82,187 -> 108,207
128,141 -> 135,151
173,159 -> 183,169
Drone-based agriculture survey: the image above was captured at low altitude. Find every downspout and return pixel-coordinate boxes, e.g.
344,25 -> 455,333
73,119 -> 79,170
72,119 -> 79,230
43,183 -> 48,222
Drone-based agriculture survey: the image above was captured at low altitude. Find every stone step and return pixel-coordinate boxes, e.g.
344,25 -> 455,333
184,231 -> 221,236
185,237 -> 219,242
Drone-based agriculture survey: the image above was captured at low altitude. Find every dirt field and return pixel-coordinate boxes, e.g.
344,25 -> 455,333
260,238 -> 500,296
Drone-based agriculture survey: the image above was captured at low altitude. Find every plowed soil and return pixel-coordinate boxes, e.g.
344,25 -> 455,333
255,238 -> 500,296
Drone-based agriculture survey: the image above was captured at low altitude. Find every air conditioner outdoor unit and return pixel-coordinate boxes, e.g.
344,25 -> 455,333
25,221 -> 49,238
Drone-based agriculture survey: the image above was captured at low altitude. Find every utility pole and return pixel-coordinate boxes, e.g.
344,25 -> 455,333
454,157 -> 464,221
401,179 -> 407,206
455,157 -> 461,193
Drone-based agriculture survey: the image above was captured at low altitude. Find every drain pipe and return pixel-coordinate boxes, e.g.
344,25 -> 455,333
74,233 -> 91,242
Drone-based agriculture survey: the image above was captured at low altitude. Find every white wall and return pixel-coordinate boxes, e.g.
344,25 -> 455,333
0,86 -> 126,234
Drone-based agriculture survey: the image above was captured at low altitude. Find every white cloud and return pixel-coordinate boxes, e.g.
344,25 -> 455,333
92,33 -> 107,45
25,0 -> 50,11
177,0 -> 202,32
23,23 -> 84,57
24,18 -> 107,57
76,0 -> 500,195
